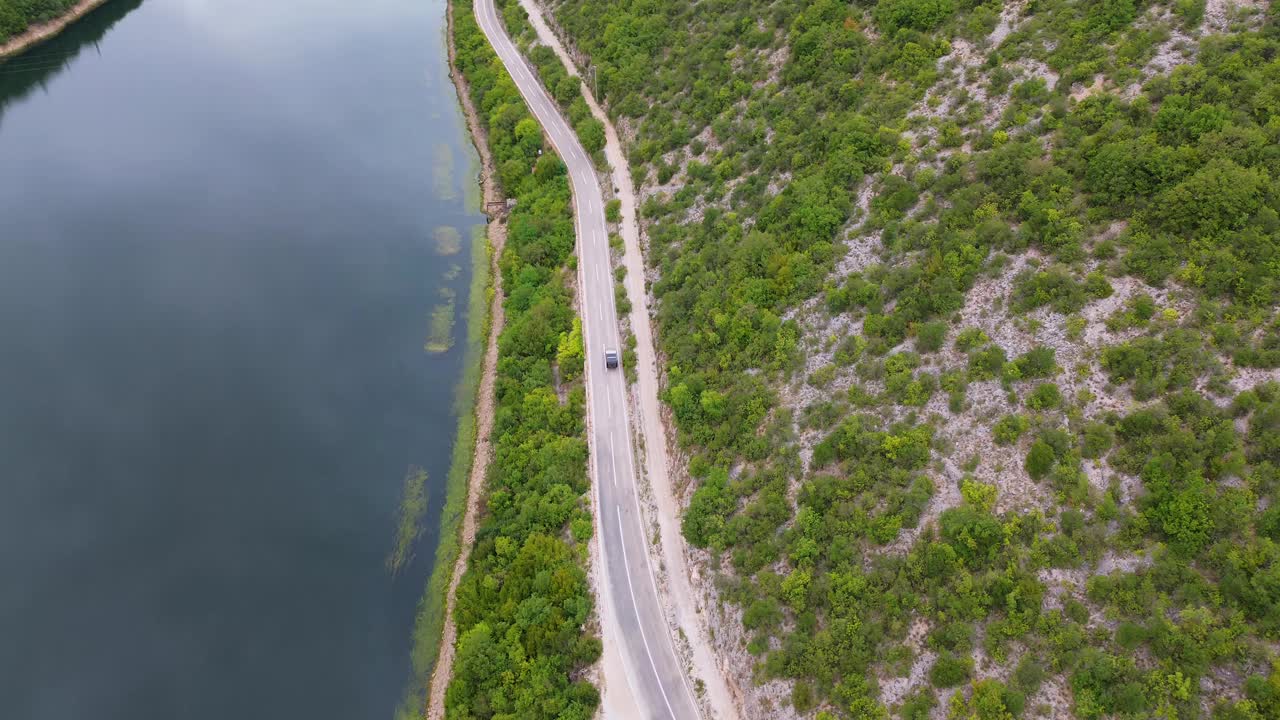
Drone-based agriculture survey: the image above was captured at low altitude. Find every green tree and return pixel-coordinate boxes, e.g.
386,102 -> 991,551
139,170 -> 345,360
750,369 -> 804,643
1027,383 -> 1062,410
1026,440 -> 1055,479
940,507 -> 1004,566
931,654 -> 974,688
557,317 -> 585,380
875,0 -> 956,32
1157,159 -> 1268,239
917,320 -> 948,352
683,468 -> 733,548
949,679 -> 1018,720
515,117 -> 544,156
994,414 -> 1030,445
576,117 -> 606,154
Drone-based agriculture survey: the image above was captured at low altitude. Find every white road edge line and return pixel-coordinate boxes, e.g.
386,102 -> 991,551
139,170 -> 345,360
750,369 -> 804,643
607,438 -> 617,490
617,504 -> 679,720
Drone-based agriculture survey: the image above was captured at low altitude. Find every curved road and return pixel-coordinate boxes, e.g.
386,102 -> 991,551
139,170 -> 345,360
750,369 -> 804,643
472,1 -> 701,718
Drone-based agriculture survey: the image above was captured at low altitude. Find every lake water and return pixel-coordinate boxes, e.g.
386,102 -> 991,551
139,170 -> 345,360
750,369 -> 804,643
0,1 -> 482,717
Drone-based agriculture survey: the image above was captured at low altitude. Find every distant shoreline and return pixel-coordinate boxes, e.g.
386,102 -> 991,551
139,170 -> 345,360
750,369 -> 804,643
0,0 -> 111,59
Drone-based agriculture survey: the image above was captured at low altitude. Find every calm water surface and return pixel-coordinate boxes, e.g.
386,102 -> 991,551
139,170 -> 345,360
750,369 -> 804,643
0,1 -> 481,717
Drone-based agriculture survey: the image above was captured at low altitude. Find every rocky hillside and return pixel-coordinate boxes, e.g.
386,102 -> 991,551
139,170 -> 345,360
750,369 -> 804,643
540,0 -> 1280,717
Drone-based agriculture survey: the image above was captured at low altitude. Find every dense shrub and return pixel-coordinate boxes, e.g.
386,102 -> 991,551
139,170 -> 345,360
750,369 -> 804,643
875,0 -> 955,32
929,654 -> 973,688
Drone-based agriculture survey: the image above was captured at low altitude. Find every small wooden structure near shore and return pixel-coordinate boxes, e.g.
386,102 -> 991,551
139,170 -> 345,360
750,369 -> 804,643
483,197 -> 517,218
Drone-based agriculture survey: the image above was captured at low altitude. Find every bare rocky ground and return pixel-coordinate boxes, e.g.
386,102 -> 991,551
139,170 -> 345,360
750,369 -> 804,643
905,0 -> 1031,143
1204,0 -> 1272,33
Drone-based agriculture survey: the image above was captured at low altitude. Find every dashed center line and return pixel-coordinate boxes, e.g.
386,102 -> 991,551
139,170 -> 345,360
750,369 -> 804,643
607,438 -> 617,489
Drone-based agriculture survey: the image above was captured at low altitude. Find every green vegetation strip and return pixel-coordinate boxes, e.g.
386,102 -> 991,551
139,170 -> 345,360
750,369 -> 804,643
427,1 -> 600,718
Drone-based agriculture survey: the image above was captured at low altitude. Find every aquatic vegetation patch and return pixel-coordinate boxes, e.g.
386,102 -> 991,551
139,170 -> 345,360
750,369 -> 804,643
424,287 -> 457,354
434,225 -> 463,256
386,466 -> 429,575
432,142 -> 458,201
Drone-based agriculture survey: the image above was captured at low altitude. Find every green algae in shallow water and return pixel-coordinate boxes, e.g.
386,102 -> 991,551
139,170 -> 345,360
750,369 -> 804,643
462,157 -> 482,210
434,225 -> 462,256
432,142 -> 457,201
459,118 -> 482,209
397,225 -> 490,720
386,467 -> 429,576
424,287 -> 457,354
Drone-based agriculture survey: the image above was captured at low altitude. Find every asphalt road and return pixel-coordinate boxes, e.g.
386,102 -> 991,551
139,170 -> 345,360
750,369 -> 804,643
472,2 -> 702,718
